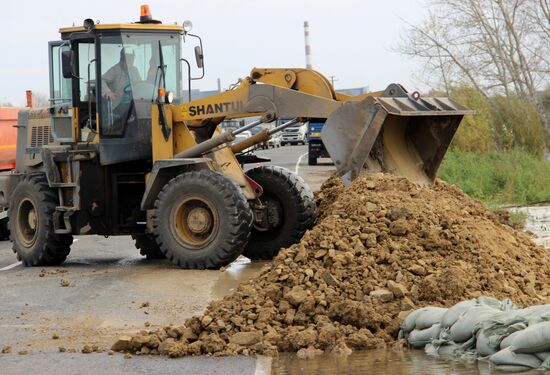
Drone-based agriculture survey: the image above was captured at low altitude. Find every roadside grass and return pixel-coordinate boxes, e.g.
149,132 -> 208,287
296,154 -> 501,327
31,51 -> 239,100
438,149 -> 550,206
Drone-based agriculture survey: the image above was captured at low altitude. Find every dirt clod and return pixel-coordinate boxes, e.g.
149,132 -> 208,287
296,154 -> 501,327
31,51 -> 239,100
121,173 -> 550,357
2,345 -> 11,354
60,278 -> 71,287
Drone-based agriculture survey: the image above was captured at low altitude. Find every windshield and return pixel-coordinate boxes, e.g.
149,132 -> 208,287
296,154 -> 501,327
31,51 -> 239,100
99,32 -> 180,136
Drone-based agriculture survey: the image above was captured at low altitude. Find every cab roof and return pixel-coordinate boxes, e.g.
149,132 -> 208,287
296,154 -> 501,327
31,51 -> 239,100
59,23 -> 183,34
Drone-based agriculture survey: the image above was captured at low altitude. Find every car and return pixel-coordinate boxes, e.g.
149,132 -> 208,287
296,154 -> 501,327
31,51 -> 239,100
281,121 -> 308,145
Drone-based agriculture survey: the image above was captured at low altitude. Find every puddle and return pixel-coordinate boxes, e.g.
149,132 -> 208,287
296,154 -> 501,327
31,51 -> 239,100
272,349 -> 542,375
211,257 -> 267,299
509,205 -> 550,248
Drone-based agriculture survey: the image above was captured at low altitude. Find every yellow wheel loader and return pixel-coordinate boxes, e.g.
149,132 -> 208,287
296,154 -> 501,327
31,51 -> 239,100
0,6 -> 471,269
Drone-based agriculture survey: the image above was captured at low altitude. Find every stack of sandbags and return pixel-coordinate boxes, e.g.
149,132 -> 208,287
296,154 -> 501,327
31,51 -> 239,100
400,298 -> 550,371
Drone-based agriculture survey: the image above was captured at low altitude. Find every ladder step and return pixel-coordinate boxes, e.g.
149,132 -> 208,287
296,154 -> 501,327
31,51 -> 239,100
51,183 -> 77,188
56,206 -> 77,212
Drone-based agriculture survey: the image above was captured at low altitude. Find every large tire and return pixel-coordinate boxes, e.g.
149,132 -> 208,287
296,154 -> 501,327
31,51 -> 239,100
243,166 -> 316,260
132,234 -> 165,259
10,174 -> 73,266
308,155 -> 317,166
152,170 -> 252,269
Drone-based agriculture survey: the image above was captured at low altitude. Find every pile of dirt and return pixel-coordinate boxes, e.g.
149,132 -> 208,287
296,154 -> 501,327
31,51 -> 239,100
116,173 -> 550,357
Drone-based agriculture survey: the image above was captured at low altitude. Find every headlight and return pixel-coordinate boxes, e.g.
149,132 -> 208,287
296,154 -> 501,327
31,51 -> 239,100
165,91 -> 174,104
183,20 -> 193,33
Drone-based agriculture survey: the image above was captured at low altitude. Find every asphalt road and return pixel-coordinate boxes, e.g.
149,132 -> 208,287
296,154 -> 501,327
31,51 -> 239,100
0,144 -> 334,374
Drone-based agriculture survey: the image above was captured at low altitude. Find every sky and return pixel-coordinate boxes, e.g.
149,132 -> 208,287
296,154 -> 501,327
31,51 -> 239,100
0,0 -> 428,106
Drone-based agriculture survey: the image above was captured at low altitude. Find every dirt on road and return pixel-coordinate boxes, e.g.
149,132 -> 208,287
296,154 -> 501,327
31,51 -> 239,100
119,173 -> 550,358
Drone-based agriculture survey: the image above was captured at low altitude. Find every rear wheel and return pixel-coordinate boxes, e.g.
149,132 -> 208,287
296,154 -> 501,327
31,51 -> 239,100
132,234 -> 165,259
10,175 -> 73,266
152,170 -> 252,269
308,155 -> 318,165
243,166 -> 316,260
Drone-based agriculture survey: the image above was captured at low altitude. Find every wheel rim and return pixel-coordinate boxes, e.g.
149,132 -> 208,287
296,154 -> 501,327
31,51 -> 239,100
16,198 -> 39,248
172,195 -> 219,249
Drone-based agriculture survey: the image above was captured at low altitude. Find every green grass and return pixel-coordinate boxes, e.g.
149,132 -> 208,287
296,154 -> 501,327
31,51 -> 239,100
438,149 -> 550,206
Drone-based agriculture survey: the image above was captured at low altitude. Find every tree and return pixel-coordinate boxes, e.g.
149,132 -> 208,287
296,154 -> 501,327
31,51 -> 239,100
398,0 -> 550,139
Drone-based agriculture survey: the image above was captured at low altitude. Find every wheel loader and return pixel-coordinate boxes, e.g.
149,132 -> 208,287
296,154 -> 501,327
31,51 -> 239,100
0,6 -> 471,269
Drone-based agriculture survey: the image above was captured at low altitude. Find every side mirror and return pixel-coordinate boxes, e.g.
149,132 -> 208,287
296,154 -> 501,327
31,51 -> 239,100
61,50 -> 75,79
194,46 -> 204,69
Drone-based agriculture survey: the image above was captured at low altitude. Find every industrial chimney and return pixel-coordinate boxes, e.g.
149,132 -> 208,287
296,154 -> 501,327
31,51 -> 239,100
304,21 -> 312,69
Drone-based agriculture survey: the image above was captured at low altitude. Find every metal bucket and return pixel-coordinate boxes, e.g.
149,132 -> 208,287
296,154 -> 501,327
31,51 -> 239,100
321,84 -> 472,184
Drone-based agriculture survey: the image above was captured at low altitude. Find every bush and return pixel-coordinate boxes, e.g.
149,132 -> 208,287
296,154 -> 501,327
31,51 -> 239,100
447,87 -> 546,156
450,87 -> 496,154
438,149 -> 550,205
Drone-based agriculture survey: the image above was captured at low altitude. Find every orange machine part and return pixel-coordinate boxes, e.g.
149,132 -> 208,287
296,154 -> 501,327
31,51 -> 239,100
0,107 -> 19,171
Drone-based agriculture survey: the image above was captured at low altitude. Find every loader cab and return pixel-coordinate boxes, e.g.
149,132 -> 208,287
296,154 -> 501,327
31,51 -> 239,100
53,20 -> 183,165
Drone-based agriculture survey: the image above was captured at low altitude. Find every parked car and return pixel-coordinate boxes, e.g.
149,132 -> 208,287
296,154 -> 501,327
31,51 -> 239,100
281,121 -> 308,145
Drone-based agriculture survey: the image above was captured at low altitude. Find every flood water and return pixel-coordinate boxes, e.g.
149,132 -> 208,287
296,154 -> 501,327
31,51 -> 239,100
272,349 -> 542,375
510,205 -> 550,248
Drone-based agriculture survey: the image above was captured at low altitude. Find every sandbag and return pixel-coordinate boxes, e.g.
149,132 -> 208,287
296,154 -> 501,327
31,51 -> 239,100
450,306 -> 501,343
401,307 -> 429,334
408,324 -> 442,348
510,321 -> 550,354
441,300 -> 477,329
414,307 -> 447,330
489,347 -> 542,369
476,330 -> 498,357
500,330 -> 523,349
535,351 -> 550,361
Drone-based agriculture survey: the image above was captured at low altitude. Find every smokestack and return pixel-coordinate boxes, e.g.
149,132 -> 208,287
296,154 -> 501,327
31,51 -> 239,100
217,78 -> 222,92
304,21 -> 312,69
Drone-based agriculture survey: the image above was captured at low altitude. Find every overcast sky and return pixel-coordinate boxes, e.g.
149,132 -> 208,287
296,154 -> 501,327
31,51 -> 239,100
0,0 -> 427,105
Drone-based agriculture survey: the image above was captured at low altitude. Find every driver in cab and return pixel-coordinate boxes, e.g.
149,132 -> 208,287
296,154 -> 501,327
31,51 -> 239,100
102,47 -> 141,107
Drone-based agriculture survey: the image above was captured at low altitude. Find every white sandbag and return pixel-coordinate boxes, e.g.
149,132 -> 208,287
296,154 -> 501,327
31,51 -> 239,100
476,296 -> 505,309
441,300 -> 478,328
476,330 -> 498,357
450,306 -> 501,343
510,321 -> 550,354
489,347 -> 542,369
408,324 -> 441,348
414,307 -> 447,330
401,307 -> 429,334
535,351 -> 550,361
500,330 -> 523,349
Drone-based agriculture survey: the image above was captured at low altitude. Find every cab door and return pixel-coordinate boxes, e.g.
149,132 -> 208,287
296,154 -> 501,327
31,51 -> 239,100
48,41 -> 74,143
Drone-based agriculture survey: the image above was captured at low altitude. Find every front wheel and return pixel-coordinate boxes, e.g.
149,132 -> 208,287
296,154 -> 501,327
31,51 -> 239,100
243,166 -> 316,260
152,170 -> 252,269
10,175 -> 73,266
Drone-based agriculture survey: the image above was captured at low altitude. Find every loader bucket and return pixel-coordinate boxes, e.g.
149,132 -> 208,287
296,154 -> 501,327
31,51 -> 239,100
321,84 -> 472,184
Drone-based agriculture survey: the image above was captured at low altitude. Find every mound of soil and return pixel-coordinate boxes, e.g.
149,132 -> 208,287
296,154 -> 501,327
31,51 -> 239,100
116,173 -> 550,357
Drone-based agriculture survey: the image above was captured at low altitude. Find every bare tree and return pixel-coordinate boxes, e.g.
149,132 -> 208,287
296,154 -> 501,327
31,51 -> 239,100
398,0 -> 550,136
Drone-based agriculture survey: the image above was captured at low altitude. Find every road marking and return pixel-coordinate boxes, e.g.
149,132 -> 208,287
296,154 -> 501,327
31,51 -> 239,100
0,261 -> 22,271
294,151 -> 308,176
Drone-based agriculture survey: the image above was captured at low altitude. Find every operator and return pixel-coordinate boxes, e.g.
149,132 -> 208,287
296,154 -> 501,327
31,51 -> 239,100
102,48 -> 141,128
